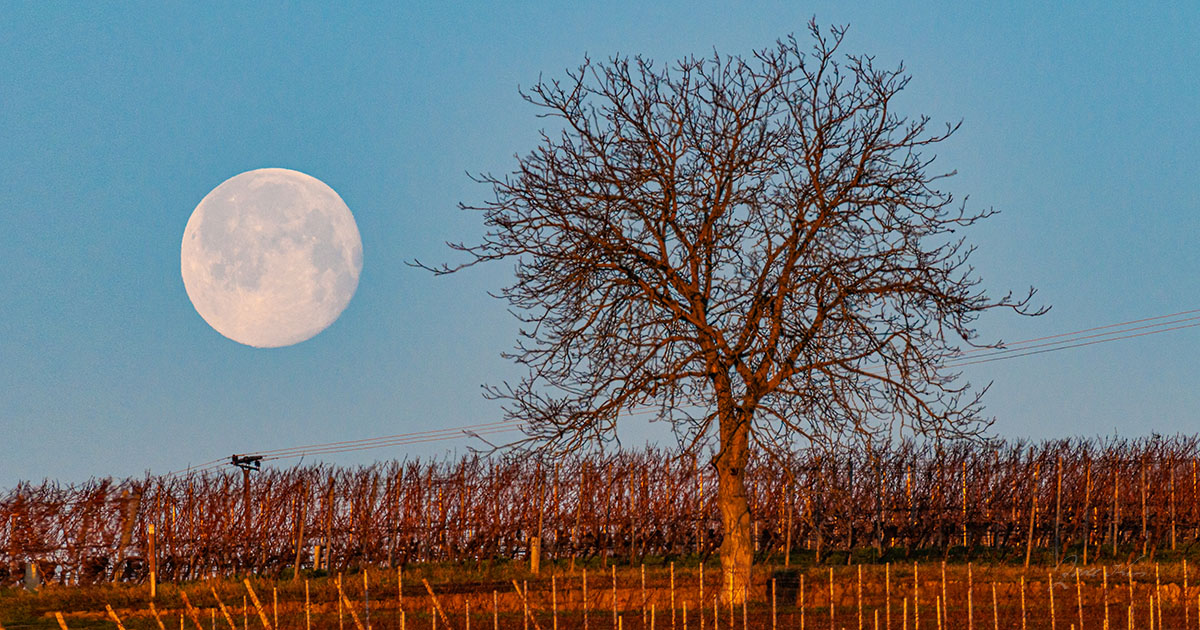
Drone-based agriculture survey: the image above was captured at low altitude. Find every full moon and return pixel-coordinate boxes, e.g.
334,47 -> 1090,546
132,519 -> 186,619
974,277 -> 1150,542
181,168 -> 363,348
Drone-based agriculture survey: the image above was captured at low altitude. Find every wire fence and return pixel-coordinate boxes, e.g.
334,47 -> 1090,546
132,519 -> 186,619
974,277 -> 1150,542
3,435 -> 1200,586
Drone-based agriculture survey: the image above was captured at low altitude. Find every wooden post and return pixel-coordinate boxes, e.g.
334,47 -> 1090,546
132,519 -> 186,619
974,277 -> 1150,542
771,579 -> 777,630
940,563 -> 947,630
642,564 -> 647,627
243,581 -> 275,630
1025,464 -> 1040,569
424,579 -> 455,630
55,611 -> 69,630
800,574 -> 805,630
306,580 -> 312,630
1055,455 -> 1062,566
148,523 -> 157,599
1102,567 -> 1108,630
1083,459 -> 1092,566
150,603 -> 167,630
584,569 -> 590,630
1171,460 -> 1178,551
336,576 -> 367,630
962,461 -> 969,548
671,563 -> 676,630
830,567 -> 835,630
179,590 -> 206,630
212,584 -> 238,630
785,482 -> 793,568
1019,577 -> 1026,630
613,565 -> 618,630
914,563 -> 920,630
858,565 -> 864,630
1075,569 -> 1083,630
293,481 -> 308,581
1112,467 -> 1119,557
1141,462 -> 1148,556
553,575 -> 558,630
106,604 -> 129,630
1048,571 -> 1056,630
968,563 -> 974,630
991,583 -> 998,630
243,467 -> 253,549
325,478 -> 335,571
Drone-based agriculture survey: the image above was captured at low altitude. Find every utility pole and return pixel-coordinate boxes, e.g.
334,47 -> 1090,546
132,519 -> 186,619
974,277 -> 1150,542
232,454 -> 263,567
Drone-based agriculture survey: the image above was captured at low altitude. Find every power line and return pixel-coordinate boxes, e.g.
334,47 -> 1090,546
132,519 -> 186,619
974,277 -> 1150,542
242,418 -> 524,459
167,306 -> 1199,476
950,319 -> 1200,367
953,307 -> 1200,357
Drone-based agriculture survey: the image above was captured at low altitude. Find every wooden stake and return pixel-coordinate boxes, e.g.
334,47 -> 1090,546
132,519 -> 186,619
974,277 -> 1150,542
859,565 -> 864,630
307,580 -> 312,630
1076,569 -> 1083,630
672,562 -> 677,630
1049,571 -> 1057,630
968,563 -> 974,630
1020,576 -> 1026,630
914,563 -> 920,630
180,590 -> 206,630
642,564 -> 648,627
423,579 -> 454,630
511,579 -> 543,630
1102,566 -> 1109,630
55,612 -> 69,630
1025,464 -> 1039,569
991,583 -> 998,630
243,579 -> 274,630
613,566 -> 618,630
494,591 -> 499,630
830,567 -> 835,630
1176,561 -> 1185,630
105,604 -> 129,630
336,576 -> 367,630
940,563 -> 947,630
934,597 -> 941,630
584,569 -> 590,630
771,579 -> 777,630
150,603 -> 168,630
212,585 -> 238,630
886,564 -> 891,630
149,523 -> 157,599
553,575 -> 558,630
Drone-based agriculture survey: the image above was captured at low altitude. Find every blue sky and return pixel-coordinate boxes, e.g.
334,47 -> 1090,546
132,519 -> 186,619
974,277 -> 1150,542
2,3 -> 1198,485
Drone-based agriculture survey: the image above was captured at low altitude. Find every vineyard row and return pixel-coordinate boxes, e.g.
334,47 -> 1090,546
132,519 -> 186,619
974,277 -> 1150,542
3,435 -> 1200,586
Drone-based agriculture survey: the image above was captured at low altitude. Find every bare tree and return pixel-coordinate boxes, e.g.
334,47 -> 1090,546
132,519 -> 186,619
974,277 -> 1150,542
420,22 -> 1041,601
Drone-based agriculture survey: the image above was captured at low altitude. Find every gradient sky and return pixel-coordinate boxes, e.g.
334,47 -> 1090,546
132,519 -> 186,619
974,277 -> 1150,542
3,3 -> 1198,486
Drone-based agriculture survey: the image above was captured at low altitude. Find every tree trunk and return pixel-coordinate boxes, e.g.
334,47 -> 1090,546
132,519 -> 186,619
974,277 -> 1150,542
715,406 -> 753,604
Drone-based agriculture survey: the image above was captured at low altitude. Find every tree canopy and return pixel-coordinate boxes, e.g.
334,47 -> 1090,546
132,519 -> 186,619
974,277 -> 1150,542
422,22 -> 1041,600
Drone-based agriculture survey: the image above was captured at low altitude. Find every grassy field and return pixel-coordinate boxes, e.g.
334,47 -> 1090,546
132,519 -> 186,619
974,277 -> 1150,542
5,552 -> 1200,630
